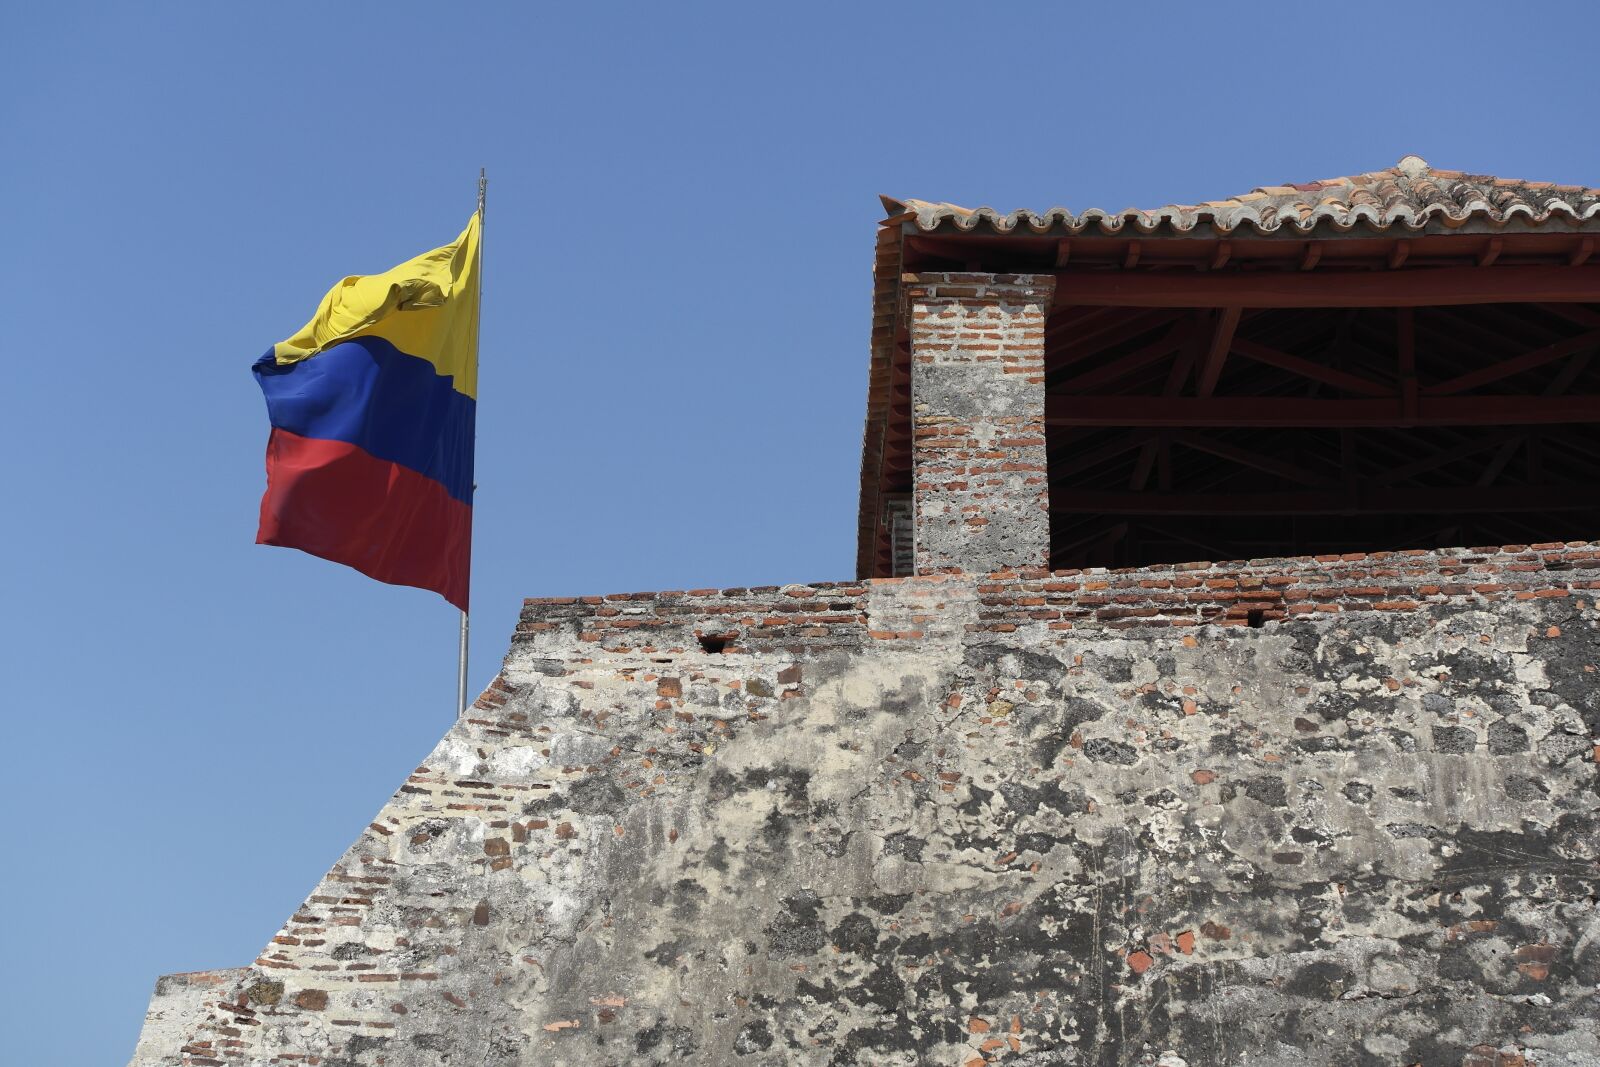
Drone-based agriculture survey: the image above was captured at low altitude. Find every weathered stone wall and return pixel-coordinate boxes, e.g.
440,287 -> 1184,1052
135,545 -> 1600,1066
910,274 -> 1053,576
129,969 -> 246,1067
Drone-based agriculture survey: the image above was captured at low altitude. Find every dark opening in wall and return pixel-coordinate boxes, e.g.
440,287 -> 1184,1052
1246,609 -> 1266,629
697,633 -> 732,654
1045,303 -> 1600,569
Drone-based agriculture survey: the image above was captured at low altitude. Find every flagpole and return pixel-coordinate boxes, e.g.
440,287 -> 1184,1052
459,169 -> 485,717
458,612 -> 470,716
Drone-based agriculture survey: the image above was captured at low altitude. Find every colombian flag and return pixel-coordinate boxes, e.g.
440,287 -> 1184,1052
252,216 -> 480,611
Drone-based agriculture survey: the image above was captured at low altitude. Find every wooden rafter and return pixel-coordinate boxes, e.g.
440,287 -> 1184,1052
1397,309 -> 1419,419
1450,304 -> 1571,357
1547,351 -> 1595,395
1048,310 -> 1185,374
1137,522 -> 1235,560
1479,349 -> 1599,487
1047,395 -> 1600,428
1539,302 -> 1600,330
1129,437 -> 1159,491
1425,329 -> 1600,396
1052,265 -> 1600,307
1171,431 -> 1337,488
1374,433 -> 1511,486
1229,336 -> 1393,397
1196,307 -> 1242,397
1051,485 -> 1594,516
1124,317 -> 1209,486
1048,432 -> 1155,480
1051,521 -> 1130,562
1165,323 -> 1202,395
1051,320 -> 1189,394
1035,290 -> 1600,569
1044,306 -> 1124,346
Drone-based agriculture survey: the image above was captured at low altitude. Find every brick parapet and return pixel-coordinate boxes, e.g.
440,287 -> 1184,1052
513,542 -> 1600,656
513,581 -> 875,657
907,271 -> 1054,575
977,541 -> 1600,634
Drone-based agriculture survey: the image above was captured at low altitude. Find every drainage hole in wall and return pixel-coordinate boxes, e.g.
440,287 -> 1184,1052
1246,609 -> 1266,629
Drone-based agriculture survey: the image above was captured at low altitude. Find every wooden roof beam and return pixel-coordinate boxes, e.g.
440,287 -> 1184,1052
1171,431 -> 1338,488
1398,309 -> 1419,420
1129,435 -> 1160,491
1048,432 -> 1157,479
1047,307 -> 1178,348
1053,265 -> 1600,307
1050,321 -> 1188,394
1425,329 -> 1600,396
1046,394 -> 1600,428
1374,432 -> 1514,486
1537,302 -> 1600,330
1197,307 -> 1243,397
1050,485 -> 1595,516
1229,336 -> 1393,397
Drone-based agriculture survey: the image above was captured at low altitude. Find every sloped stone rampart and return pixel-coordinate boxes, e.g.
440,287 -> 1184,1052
134,545 -> 1600,1065
129,969 -> 247,1067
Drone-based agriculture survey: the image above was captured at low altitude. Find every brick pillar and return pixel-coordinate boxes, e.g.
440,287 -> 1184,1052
908,273 -> 1054,575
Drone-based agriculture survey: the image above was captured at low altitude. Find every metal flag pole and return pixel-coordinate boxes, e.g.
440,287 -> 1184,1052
458,611 -> 470,717
458,169 -> 486,717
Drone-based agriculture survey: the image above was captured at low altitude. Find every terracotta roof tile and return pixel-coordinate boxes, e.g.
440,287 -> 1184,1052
888,157 -> 1600,237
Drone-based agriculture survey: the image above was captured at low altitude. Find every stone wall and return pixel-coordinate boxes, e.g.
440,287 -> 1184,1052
909,274 -> 1053,576
133,545 -> 1600,1066
129,969 -> 246,1067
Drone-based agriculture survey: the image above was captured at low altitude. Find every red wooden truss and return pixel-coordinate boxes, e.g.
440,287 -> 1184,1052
863,225 -> 1600,574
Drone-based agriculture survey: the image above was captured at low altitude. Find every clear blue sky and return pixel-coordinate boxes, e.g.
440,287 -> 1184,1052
3,3 -> 1596,1062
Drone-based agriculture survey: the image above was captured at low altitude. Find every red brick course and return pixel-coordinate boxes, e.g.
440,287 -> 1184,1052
516,542 -> 1600,654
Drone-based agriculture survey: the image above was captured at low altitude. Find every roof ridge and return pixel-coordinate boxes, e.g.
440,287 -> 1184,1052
888,158 -> 1600,237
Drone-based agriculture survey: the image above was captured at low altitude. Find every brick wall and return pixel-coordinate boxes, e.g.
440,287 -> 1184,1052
513,583 -> 873,657
513,542 -> 1600,659
975,542 -> 1600,633
908,273 -> 1054,575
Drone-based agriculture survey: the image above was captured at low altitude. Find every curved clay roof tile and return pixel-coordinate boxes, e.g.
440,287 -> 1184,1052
890,158 -> 1600,237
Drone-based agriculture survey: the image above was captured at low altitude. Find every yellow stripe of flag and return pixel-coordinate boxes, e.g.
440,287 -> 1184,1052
270,215 -> 482,399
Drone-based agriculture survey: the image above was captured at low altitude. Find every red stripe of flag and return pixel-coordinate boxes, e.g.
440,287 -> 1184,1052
257,429 -> 471,610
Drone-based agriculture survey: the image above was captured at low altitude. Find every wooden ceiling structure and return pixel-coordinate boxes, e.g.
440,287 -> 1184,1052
858,159 -> 1600,577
